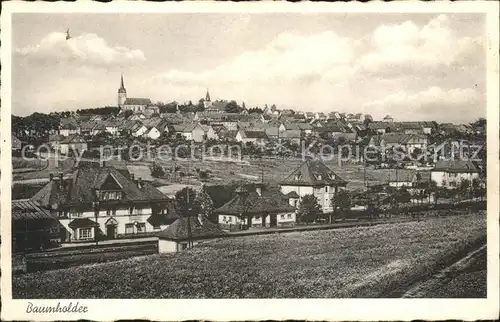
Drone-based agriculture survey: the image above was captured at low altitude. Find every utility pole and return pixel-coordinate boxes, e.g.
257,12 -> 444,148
186,186 -> 193,248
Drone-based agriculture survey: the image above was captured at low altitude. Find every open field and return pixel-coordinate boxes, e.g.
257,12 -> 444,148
12,214 -> 486,299
155,157 -> 380,189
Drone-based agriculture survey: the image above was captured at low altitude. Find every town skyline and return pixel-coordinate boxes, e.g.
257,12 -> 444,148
13,13 -> 485,122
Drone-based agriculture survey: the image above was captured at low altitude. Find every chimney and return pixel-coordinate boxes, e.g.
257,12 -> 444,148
130,173 -> 135,181
49,173 -> 54,181
102,161 -> 106,167
137,177 -> 142,189
256,186 -> 262,196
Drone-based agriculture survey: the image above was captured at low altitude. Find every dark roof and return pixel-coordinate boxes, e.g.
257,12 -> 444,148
433,160 -> 481,173
12,199 -> 57,220
147,209 -> 179,227
215,188 -> 294,215
124,98 -> 152,105
68,218 -> 98,229
32,165 -> 169,208
286,191 -> 300,198
157,216 -> 225,241
60,134 -> 87,144
12,135 -> 23,148
281,159 -> 348,186
244,131 -> 268,139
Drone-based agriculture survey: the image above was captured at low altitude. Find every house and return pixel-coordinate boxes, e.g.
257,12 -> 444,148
372,133 -> 428,154
12,134 -> 23,151
314,112 -> 327,120
122,98 -> 153,113
183,123 -> 206,142
236,130 -> 268,146
142,118 -> 169,140
31,164 -> 176,243
48,134 -> 64,152
104,118 -> 120,136
129,121 -> 148,137
368,121 -> 398,134
59,134 -> 88,155
12,199 -> 61,253
59,118 -> 81,137
157,215 -> 225,253
201,125 -> 218,140
386,169 -> 418,188
129,113 -> 146,121
305,112 -> 315,120
217,130 -> 238,142
431,160 -> 481,188
280,159 -> 348,212
383,115 -> 394,122
215,185 -> 296,230
281,130 -> 301,145
296,122 -> 313,136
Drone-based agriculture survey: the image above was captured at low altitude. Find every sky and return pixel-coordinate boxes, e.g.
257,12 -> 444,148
12,13 -> 486,122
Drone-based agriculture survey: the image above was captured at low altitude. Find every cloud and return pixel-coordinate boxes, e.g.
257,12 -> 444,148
363,86 -> 485,122
154,30 -> 355,86
358,14 -> 484,75
16,32 -> 146,67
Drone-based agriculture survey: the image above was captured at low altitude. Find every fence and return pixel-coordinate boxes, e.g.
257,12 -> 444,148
16,239 -> 159,274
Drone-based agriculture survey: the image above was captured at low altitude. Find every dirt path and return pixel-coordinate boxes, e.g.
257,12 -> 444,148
401,244 -> 487,298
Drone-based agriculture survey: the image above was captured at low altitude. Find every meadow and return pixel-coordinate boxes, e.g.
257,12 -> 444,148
12,214 -> 486,299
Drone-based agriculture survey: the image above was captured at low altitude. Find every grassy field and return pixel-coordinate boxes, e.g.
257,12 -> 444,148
13,214 -> 486,299
155,157 -> 379,190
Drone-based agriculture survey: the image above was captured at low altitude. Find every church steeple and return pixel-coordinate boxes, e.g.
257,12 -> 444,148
118,74 -> 126,93
117,74 -> 127,107
205,88 -> 211,102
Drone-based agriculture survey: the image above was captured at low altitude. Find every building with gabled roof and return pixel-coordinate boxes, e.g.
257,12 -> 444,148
59,134 -> 88,155
31,163 -> 175,243
431,160 -> 482,188
215,184 -> 295,230
157,215 -> 225,252
280,159 -> 347,212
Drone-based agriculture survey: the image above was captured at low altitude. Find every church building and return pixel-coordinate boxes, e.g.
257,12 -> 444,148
117,75 -> 153,113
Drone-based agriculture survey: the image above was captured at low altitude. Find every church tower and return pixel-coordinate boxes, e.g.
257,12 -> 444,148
204,88 -> 212,109
117,74 -> 127,107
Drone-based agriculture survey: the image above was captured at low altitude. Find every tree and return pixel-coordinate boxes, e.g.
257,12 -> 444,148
248,107 -> 263,114
123,110 -> 133,119
331,190 -> 351,223
458,179 -> 471,199
224,100 -> 242,113
196,187 -> 215,221
396,187 -> 411,204
296,194 -> 322,224
175,187 -> 201,217
151,162 -> 165,178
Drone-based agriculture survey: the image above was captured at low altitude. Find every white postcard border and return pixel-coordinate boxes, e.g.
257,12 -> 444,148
1,1 -> 499,321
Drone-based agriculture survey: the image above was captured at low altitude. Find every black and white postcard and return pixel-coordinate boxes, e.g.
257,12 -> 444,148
1,1 -> 499,321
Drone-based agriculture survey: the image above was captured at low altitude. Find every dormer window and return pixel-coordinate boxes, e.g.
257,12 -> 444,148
315,174 -> 322,180
294,174 -> 302,180
329,173 -> 335,179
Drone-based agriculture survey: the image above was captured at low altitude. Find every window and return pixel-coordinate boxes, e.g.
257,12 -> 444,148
129,207 -> 134,215
136,223 -> 146,233
293,200 -> 298,207
287,214 -> 292,219
325,187 -> 328,192
228,217 -> 233,223
106,209 -> 111,216
281,214 -> 285,219
125,224 -> 134,235
79,228 -> 92,240
112,208 -> 116,216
